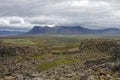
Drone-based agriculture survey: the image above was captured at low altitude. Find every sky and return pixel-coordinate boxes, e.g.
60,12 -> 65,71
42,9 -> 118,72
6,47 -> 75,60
0,0 -> 120,31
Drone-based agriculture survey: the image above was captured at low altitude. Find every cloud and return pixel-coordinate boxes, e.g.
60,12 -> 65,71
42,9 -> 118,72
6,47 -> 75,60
0,0 -> 120,30
8,17 -> 24,24
26,16 -> 69,25
0,16 -> 33,30
0,18 -> 9,25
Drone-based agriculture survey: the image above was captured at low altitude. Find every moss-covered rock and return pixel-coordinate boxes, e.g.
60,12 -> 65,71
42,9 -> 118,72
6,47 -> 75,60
79,39 -> 117,52
0,43 -> 42,57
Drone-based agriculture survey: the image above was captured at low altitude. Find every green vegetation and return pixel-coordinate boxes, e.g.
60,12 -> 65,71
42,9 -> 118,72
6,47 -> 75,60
0,35 -> 120,79
1,35 -> 119,75
37,58 -> 76,72
3,39 -> 35,45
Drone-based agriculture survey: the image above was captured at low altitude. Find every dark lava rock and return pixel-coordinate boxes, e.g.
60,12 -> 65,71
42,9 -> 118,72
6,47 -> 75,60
0,44 -> 42,57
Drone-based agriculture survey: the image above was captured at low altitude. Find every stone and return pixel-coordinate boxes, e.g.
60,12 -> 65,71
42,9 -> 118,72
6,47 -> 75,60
4,76 -> 15,80
16,74 -> 24,80
31,72 -> 40,77
32,77 -> 43,80
88,75 -> 96,80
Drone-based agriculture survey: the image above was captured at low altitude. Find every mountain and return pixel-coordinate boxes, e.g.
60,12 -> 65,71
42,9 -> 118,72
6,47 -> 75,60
0,30 -> 25,35
25,26 -> 120,36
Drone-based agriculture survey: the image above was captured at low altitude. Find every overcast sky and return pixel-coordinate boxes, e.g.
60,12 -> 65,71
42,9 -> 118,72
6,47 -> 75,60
0,0 -> 120,31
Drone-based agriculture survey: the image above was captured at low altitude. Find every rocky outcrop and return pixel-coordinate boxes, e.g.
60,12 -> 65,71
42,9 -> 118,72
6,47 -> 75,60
0,42 -> 42,57
79,39 -> 120,61
79,39 -> 117,52
0,58 -> 119,80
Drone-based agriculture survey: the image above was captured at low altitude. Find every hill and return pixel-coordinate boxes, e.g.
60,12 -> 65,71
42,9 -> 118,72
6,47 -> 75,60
25,26 -> 120,36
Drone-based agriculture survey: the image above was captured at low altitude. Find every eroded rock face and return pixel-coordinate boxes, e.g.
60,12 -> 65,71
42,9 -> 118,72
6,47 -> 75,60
0,44 -> 42,57
0,42 -> 44,77
79,39 -> 117,52
79,39 -> 120,61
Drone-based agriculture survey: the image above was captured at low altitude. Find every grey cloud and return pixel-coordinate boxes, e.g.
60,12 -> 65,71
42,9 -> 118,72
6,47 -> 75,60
0,0 -> 120,30
9,20 -> 21,24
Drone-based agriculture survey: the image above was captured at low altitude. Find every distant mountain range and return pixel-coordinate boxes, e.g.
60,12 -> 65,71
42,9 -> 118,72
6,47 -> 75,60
25,26 -> 120,36
0,30 -> 24,35
0,26 -> 120,36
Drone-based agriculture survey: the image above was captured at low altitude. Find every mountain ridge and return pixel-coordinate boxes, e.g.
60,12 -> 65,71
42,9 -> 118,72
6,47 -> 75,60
25,26 -> 120,36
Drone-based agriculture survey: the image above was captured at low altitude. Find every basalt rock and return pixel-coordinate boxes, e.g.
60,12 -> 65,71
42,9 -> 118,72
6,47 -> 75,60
79,39 -> 117,52
79,38 -> 120,61
0,43 -> 42,57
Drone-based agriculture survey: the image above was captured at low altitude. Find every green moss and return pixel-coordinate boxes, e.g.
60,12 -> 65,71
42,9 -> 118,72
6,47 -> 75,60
3,39 -> 35,45
37,58 -> 76,72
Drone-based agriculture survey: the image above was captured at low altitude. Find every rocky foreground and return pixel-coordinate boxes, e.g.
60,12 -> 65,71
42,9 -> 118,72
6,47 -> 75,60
1,58 -> 119,80
35,59 -> 120,80
0,39 -> 120,80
